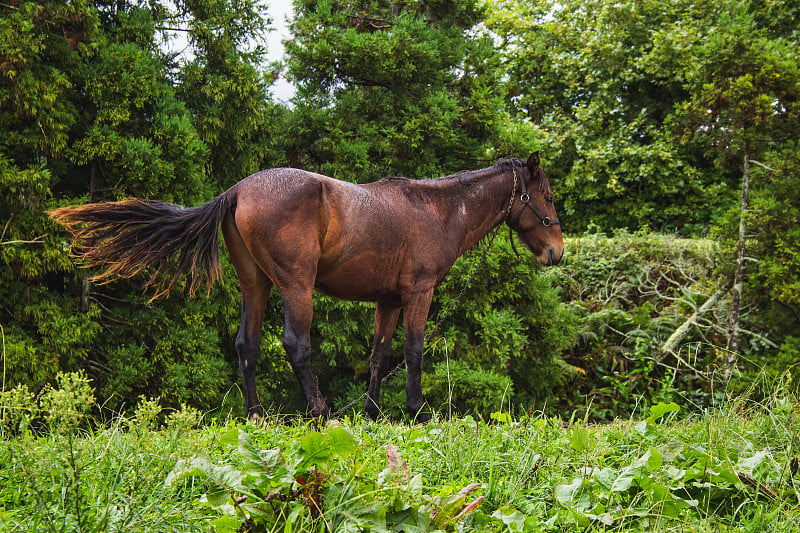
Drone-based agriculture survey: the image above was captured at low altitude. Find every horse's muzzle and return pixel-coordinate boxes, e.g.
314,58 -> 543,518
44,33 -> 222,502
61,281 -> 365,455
546,246 -> 563,266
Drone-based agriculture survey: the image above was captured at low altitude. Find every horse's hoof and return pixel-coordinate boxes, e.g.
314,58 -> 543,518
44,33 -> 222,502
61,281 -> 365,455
413,409 -> 432,424
364,399 -> 381,421
247,406 -> 264,422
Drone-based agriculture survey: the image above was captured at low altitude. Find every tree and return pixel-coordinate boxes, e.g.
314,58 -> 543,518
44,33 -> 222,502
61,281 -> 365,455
0,1 -> 244,412
169,0 -> 287,189
1,0 -> 102,390
486,0 -> 738,233
284,0 -> 505,181
663,1 -> 800,379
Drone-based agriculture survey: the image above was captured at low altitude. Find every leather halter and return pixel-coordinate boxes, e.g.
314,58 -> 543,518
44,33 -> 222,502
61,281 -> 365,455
505,166 -> 561,257
506,167 -> 560,228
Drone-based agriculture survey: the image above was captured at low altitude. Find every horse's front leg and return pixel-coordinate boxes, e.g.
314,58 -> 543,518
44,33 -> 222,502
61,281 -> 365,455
402,288 -> 435,423
282,288 -> 330,419
365,302 -> 401,420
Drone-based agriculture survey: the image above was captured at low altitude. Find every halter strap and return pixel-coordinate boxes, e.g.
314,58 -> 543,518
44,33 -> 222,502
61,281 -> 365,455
506,167 -> 560,228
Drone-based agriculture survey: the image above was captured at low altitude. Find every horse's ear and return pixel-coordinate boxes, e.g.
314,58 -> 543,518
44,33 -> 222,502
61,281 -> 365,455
527,152 -> 540,174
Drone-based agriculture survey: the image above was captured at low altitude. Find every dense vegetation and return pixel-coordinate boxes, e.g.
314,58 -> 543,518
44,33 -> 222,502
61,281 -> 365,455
1,376 -> 798,531
2,0 -> 799,425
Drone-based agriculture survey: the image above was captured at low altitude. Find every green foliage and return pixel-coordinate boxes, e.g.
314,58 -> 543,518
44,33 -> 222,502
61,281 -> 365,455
174,0 -> 285,188
1,371 -> 94,435
285,0 -> 504,181
487,0 -> 799,234
39,371 -> 96,434
553,231 -> 728,418
667,1 -> 800,156
0,0 -> 277,418
168,425 -> 484,531
0,406 -> 212,531
5,389 -> 800,532
723,142 -> 800,381
487,0 -> 740,233
423,359 -> 514,418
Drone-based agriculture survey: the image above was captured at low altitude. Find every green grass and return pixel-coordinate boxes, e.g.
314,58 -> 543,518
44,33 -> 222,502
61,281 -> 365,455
1,391 -> 799,532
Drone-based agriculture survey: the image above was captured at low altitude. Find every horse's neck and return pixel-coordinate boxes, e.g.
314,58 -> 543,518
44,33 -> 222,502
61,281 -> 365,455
440,168 -> 512,256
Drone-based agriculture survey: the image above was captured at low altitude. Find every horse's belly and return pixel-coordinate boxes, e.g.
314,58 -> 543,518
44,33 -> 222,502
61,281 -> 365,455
314,256 -> 401,304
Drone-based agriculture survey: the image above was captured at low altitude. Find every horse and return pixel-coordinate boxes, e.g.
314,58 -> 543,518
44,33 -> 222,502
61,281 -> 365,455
49,152 -> 563,421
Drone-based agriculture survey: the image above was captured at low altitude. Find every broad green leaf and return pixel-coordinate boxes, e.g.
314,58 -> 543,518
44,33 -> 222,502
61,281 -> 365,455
647,402 -> 680,423
235,430 -> 267,472
219,427 -> 240,447
568,426 -> 595,453
205,487 -> 233,509
554,478 -> 592,509
326,427 -> 358,459
491,411 -> 512,424
210,514 -> 241,533
491,506 -> 527,531
297,432 -> 331,464
634,448 -> 663,473
737,449 -> 770,477
596,467 -> 636,492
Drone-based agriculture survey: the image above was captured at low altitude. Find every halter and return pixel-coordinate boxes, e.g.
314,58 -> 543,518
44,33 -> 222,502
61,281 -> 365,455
505,166 -> 561,257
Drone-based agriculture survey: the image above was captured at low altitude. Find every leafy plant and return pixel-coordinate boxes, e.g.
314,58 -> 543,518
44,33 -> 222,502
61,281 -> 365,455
167,425 -> 484,532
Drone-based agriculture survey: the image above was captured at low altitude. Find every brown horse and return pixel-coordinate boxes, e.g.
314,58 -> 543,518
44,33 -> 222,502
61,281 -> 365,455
49,153 -> 563,421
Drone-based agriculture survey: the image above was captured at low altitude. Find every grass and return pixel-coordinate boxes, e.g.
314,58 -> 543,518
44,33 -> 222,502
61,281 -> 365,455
1,388 -> 799,532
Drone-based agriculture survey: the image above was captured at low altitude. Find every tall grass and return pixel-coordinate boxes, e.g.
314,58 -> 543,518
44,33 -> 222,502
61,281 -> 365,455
1,373 -> 798,531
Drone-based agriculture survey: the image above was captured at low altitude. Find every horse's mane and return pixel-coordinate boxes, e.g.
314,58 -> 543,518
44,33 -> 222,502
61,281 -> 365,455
494,157 -> 552,196
374,157 -> 551,196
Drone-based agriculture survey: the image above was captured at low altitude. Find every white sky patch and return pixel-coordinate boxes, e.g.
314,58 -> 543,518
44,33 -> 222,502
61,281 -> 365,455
266,0 -> 295,103
160,0 -> 295,103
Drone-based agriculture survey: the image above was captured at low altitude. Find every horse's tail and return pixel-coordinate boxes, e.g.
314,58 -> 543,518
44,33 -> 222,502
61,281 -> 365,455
48,192 -> 233,302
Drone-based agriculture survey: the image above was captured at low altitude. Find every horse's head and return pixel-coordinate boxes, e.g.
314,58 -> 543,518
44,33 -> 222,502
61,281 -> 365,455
506,152 -> 564,266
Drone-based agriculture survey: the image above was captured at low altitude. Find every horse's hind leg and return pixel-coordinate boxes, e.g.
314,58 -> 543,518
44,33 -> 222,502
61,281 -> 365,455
223,214 -> 272,419
281,286 -> 330,419
365,303 -> 401,420
234,278 -> 271,419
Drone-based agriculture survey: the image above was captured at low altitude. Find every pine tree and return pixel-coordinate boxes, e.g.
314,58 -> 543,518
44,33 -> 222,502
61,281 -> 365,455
284,0 -> 504,181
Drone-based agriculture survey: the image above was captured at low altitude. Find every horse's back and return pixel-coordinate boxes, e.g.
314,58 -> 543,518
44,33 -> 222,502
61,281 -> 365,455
226,168 -> 447,301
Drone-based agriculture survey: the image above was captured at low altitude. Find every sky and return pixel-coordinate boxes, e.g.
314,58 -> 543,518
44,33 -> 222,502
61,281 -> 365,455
162,0 -> 296,103
265,0 -> 296,103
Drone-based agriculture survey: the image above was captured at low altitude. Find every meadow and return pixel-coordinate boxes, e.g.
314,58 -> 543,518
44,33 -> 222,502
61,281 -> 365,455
2,375 -> 798,532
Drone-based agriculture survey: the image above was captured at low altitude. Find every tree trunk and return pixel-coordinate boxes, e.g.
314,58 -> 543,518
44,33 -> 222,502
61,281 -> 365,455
724,150 -> 751,383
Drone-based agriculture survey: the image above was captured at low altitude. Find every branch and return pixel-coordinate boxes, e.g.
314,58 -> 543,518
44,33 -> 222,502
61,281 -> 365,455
657,288 -> 727,362
347,14 -> 394,31
653,350 -> 714,382
157,26 -> 192,33
1,217 -> 46,245
749,159 -> 776,172
1,236 -> 46,245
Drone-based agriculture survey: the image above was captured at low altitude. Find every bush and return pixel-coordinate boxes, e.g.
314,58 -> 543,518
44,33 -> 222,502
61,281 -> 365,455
553,230 -> 728,418
1,371 -> 94,435
423,359 -> 514,418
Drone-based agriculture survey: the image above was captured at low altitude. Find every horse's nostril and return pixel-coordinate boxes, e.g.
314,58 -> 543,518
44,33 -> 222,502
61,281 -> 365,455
548,247 -> 561,266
